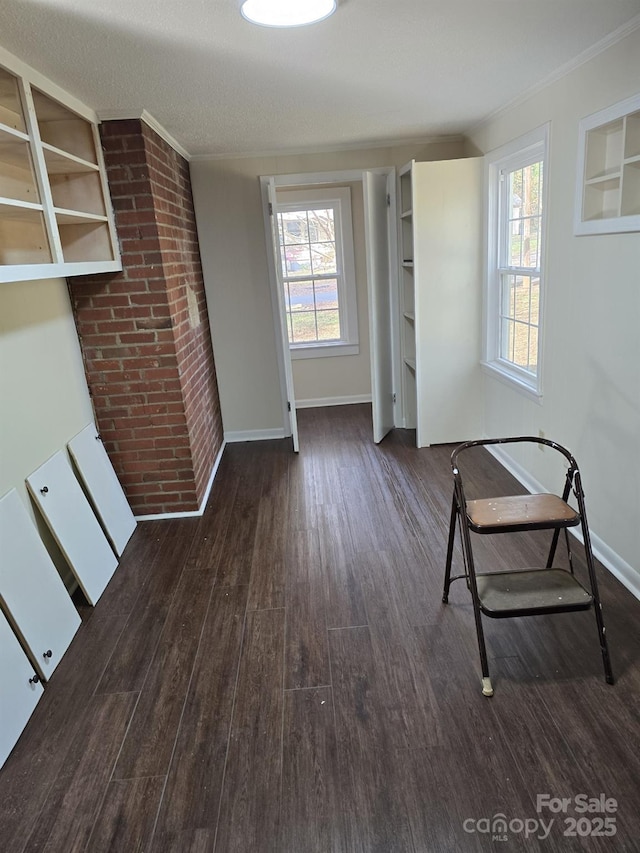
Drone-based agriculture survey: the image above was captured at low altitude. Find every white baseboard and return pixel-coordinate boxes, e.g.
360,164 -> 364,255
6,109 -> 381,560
224,427 -> 286,443
135,440 -> 226,521
295,394 -> 372,409
487,444 -> 640,602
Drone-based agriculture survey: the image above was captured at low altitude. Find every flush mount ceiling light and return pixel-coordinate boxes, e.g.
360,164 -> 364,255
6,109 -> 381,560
241,0 -> 337,28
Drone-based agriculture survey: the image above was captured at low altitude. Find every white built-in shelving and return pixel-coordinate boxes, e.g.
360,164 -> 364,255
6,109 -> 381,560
0,53 -> 121,282
575,93 -> 640,235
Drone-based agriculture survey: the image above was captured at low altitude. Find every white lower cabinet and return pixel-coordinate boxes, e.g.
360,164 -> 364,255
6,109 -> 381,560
0,489 -> 81,680
0,609 -> 43,768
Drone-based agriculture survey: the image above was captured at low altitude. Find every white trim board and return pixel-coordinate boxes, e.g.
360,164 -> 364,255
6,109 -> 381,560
224,428 -> 286,443
135,440 -> 226,521
486,444 -> 640,602
296,395 -> 372,409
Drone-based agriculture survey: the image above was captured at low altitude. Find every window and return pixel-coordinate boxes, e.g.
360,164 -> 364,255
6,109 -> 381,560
276,187 -> 358,359
484,125 -> 549,399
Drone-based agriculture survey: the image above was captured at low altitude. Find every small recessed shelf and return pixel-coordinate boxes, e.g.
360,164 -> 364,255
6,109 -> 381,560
575,94 -> 640,234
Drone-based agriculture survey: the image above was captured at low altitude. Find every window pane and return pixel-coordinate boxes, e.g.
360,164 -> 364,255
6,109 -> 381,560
500,317 -> 515,363
314,277 -> 338,310
316,309 -> 341,341
310,243 -> 337,274
288,279 -> 313,312
307,208 -> 335,243
508,161 -> 543,270
290,311 -> 318,342
512,321 -> 530,370
280,211 -> 309,245
285,245 -> 312,275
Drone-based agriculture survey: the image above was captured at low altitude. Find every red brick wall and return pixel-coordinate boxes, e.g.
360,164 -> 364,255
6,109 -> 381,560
69,119 -> 223,516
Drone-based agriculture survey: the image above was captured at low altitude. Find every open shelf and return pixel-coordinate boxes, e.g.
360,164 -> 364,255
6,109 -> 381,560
31,89 -> 98,164
42,143 -> 100,175
0,202 -> 51,265
576,95 -> 640,234
49,171 -> 107,217
0,130 -> 40,203
0,67 -> 25,133
58,221 -> 115,264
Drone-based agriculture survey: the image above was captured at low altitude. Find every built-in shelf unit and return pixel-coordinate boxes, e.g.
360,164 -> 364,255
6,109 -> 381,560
0,51 -> 120,282
575,93 -> 640,235
397,157 -> 484,448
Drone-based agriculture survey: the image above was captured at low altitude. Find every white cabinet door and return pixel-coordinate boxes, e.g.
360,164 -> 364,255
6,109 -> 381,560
413,158 -> 484,447
267,178 -> 299,452
68,424 -> 136,556
364,170 -> 395,444
26,451 -> 118,605
0,609 -> 43,769
0,489 -> 81,679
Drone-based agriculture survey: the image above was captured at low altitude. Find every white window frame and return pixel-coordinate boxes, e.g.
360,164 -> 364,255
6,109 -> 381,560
483,124 -> 549,401
275,187 -> 358,360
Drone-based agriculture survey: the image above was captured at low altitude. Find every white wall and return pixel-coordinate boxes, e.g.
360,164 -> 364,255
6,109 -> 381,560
190,139 -> 465,436
468,29 -> 640,582
0,277 -> 95,584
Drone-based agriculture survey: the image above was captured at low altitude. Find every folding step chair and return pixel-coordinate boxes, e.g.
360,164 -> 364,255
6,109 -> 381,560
442,437 -> 614,697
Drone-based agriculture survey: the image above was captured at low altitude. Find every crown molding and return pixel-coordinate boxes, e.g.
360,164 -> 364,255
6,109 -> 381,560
469,14 -> 640,136
189,133 -> 465,162
96,108 -> 191,161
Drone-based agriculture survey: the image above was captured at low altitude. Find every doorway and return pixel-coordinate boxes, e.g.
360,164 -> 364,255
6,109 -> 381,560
260,168 -> 399,451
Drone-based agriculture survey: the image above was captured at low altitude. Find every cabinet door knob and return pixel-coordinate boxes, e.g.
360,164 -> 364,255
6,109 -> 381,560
29,674 -> 40,685
43,649 -> 52,659
40,486 -> 49,495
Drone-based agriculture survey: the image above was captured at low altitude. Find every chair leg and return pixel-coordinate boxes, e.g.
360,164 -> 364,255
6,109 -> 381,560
458,519 -> 494,697
575,475 -> 614,685
442,492 -> 458,604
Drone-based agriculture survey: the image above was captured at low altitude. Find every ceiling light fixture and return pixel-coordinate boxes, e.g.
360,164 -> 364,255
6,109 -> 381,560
241,0 -> 336,28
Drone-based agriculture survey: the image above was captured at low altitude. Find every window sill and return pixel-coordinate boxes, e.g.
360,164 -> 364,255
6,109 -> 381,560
481,360 -> 543,405
291,342 -> 359,360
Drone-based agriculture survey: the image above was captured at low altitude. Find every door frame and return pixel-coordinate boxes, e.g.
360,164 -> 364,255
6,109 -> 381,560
259,167 -> 401,445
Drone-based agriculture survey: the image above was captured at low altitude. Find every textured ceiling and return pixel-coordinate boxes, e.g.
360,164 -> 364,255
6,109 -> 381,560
1,0 -> 639,158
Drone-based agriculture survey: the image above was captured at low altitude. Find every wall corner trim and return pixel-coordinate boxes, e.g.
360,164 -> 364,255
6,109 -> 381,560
133,440 -> 226,521
486,444 -> 640,602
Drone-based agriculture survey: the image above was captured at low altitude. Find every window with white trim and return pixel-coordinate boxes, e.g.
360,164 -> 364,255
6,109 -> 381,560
484,126 -> 548,398
276,187 -> 358,359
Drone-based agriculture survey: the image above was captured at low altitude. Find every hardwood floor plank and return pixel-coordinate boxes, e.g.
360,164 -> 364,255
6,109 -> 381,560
96,519 -> 202,694
215,494 -> 261,587
285,580 -> 330,690
0,611 -> 128,853
183,470 -> 239,573
114,570 -> 214,780
150,828 -> 214,853
279,686 -> 344,853
155,584 -> 249,834
22,692 -> 138,853
214,608 -> 285,853
85,776 -> 165,853
316,502 -> 367,629
247,497 -> 287,611
96,519 -> 168,616
329,626 -> 415,852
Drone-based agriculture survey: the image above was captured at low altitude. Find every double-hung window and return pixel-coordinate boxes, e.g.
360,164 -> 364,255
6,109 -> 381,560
484,125 -> 549,398
276,187 -> 358,359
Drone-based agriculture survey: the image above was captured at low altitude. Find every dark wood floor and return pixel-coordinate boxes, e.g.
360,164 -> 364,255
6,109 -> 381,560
1,404 -> 639,852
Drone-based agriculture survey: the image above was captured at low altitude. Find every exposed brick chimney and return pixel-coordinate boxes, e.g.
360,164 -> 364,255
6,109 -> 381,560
69,119 -> 223,517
